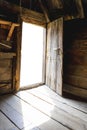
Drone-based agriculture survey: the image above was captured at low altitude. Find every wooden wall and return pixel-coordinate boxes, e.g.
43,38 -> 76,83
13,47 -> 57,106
63,19 -> 87,99
0,25 -> 17,94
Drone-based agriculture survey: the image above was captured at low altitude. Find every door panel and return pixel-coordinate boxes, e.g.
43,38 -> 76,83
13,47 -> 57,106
46,18 -> 63,95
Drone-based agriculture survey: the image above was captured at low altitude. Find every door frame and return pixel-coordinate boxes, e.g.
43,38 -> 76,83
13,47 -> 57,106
15,17 -> 63,94
15,18 -> 46,91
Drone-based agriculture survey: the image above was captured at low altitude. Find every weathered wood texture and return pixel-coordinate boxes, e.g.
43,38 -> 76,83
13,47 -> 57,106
38,0 -> 50,23
0,112 -> 19,130
0,0 -> 46,26
0,19 -> 20,26
48,0 -> 63,9
75,0 -> 84,18
46,0 -> 84,21
0,59 -> 12,94
64,84 -> 87,99
0,22 -> 17,94
0,57 -> 16,94
46,18 -> 63,95
15,17 -> 22,91
64,0 -> 84,20
0,85 -> 87,130
7,23 -> 19,41
63,19 -> 87,99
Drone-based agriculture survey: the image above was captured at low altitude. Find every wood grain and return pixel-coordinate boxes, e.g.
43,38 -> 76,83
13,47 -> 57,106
64,74 -> 87,89
64,83 -> 87,99
0,112 -> 19,130
0,85 -> 87,130
1,94 -> 69,130
27,86 -> 87,122
16,90 -> 87,130
46,18 -> 63,95
15,17 -> 22,91
63,20 -> 87,98
0,0 -> 46,26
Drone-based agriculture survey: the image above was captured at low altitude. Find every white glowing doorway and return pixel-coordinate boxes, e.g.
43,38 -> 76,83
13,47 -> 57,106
20,22 -> 45,88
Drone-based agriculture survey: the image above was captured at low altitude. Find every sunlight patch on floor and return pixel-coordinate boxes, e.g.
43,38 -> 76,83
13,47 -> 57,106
20,97 -> 50,129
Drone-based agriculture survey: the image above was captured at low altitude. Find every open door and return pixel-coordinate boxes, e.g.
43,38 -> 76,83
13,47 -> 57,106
46,18 -> 63,95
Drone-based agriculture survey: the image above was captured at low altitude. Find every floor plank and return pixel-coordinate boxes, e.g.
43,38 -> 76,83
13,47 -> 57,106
16,90 -> 87,130
0,111 -> 19,130
1,94 -> 69,130
32,85 -> 87,113
27,87 -> 87,122
0,97 -> 31,129
0,85 -> 87,130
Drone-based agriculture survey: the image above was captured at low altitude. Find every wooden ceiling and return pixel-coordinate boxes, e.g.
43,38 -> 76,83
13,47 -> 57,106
0,0 -> 87,23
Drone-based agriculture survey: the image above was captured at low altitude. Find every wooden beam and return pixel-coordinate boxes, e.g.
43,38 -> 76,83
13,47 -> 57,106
75,0 -> 84,18
49,0 -> 63,9
7,24 -> 15,41
0,19 -> 12,26
0,42 -> 11,49
0,19 -> 20,26
15,17 -> 22,91
0,20 -> 20,49
0,0 -> 46,25
38,0 -> 50,23
0,52 -> 16,58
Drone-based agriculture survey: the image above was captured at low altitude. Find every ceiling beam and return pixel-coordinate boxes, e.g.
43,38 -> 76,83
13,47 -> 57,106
75,0 -> 84,18
0,19 -> 19,26
38,0 -> 50,23
0,19 -> 12,26
0,0 -> 46,25
0,19 -> 20,48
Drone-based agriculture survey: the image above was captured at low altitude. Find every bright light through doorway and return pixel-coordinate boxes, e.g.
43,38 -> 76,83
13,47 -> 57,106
20,22 -> 44,88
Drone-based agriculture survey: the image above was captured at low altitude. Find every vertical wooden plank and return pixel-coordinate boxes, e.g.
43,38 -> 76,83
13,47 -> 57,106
42,28 -> 46,83
46,18 -> 63,95
12,57 -> 16,91
50,21 -> 58,91
15,17 -> 22,91
46,23 -> 51,87
56,18 -> 63,95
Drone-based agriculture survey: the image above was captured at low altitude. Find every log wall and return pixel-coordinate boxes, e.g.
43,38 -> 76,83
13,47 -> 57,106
63,19 -> 87,99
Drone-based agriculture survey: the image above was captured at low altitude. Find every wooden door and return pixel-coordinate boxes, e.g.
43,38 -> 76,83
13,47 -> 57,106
46,18 -> 63,95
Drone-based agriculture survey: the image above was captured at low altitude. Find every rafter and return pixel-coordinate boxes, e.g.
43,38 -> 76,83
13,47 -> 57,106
0,19 -> 20,48
38,0 -> 50,23
75,0 -> 84,18
7,23 -> 16,41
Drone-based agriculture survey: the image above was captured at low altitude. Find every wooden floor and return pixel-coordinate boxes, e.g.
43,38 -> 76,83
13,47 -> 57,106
0,85 -> 87,130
